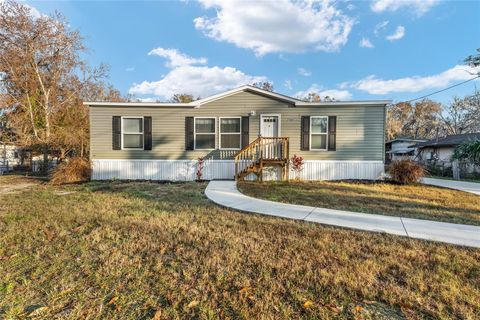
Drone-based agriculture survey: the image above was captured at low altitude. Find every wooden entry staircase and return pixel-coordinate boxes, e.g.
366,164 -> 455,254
234,137 -> 289,181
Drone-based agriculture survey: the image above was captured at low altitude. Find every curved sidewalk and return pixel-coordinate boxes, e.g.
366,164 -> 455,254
205,181 -> 480,248
423,178 -> 480,195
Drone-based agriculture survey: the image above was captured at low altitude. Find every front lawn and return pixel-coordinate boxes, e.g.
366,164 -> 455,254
0,176 -> 479,319
238,180 -> 480,226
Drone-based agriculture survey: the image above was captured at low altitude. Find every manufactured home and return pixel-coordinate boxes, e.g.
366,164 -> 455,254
85,85 -> 389,181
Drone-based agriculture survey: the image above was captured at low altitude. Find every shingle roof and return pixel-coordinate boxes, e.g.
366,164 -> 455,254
385,137 -> 426,144
416,133 -> 480,148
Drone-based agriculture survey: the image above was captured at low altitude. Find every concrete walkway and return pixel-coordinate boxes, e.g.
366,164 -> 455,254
205,181 -> 480,248
423,177 -> 480,195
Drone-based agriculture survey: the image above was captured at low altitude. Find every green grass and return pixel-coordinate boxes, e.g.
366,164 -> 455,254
0,176 -> 479,319
238,180 -> 480,226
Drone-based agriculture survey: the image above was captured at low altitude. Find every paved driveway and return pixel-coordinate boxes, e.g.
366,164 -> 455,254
205,181 -> 480,248
423,178 -> 480,195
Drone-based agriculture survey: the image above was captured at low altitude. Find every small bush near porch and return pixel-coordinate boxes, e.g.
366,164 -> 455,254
0,176 -> 479,319
238,180 -> 480,226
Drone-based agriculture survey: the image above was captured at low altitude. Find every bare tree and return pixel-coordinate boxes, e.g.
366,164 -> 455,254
303,92 -> 322,102
386,102 -> 412,140
301,93 -> 337,102
387,100 -> 442,140
170,93 -> 195,103
439,91 -> 480,135
0,1 -> 121,169
464,48 -> 480,69
252,81 -> 274,92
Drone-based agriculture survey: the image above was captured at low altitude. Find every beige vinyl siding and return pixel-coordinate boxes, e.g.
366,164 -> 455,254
90,91 -> 385,161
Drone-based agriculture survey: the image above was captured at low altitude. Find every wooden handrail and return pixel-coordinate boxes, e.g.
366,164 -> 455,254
235,137 -> 290,180
234,136 -> 262,160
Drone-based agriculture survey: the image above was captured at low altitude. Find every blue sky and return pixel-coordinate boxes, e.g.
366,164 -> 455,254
26,0 -> 480,103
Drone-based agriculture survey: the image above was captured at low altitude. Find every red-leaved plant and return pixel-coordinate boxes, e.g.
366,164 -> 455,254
196,157 -> 205,181
290,154 -> 304,180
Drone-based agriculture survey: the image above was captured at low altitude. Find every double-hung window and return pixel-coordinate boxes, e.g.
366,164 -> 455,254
122,117 -> 144,149
194,117 -> 216,149
219,117 -> 241,149
310,116 -> 328,150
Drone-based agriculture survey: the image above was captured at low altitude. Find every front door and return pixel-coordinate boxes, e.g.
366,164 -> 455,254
260,115 -> 279,137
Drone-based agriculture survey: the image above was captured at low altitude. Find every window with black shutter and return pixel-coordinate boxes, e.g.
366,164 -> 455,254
310,116 -> 328,150
194,117 -> 216,150
219,117 -> 241,149
121,117 -> 144,149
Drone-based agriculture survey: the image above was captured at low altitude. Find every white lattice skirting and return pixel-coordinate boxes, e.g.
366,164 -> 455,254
91,159 -> 384,181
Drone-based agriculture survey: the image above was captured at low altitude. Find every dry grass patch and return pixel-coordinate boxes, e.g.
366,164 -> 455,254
238,180 -> 480,226
0,176 -> 479,319
0,175 -> 44,194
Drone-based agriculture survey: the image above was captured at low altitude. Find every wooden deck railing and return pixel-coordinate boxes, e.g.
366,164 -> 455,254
234,137 -> 289,180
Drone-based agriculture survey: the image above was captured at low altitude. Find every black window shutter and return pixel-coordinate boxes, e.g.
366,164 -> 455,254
112,116 -> 121,150
144,116 -> 152,150
185,117 -> 194,150
328,116 -> 337,151
241,116 -> 249,148
300,116 -> 310,151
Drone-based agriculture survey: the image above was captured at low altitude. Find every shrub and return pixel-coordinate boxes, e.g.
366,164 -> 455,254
453,140 -> 480,164
50,157 -> 91,185
290,154 -> 304,180
196,157 -> 205,181
388,160 -> 425,184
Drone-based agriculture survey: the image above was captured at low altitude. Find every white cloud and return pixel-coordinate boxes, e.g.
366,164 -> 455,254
284,80 -> 293,90
129,48 -> 266,99
373,20 -> 389,36
125,67 -> 135,72
371,0 -> 439,15
296,84 -> 352,100
359,38 -> 374,48
194,0 -> 354,56
148,48 -> 207,67
344,65 -> 479,95
297,67 -> 312,76
25,4 -> 42,19
386,26 -> 405,41
0,0 -> 43,18
137,97 -> 160,103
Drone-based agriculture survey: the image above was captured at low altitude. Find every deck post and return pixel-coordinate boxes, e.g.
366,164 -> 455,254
286,138 -> 290,181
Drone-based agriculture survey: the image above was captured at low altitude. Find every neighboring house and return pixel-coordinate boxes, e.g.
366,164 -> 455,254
1,142 -> 21,173
385,138 -> 426,163
415,133 -> 480,162
1,142 -> 21,166
0,142 -> 50,173
85,85 -> 390,181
